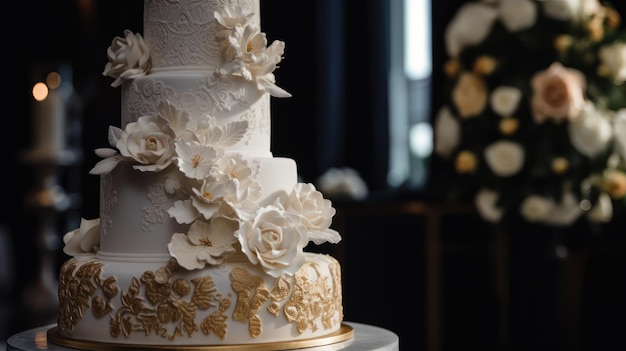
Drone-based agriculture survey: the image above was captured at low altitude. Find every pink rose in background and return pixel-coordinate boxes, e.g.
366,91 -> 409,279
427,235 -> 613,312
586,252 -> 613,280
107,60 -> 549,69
530,62 -> 586,124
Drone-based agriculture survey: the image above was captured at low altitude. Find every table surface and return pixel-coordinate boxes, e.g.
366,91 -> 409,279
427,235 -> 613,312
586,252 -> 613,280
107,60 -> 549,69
7,322 -> 399,351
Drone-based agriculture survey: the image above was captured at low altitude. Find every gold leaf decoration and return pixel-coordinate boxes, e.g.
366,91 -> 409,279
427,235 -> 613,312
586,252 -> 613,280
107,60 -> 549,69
191,277 -> 218,309
57,257 -> 342,341
57,259 -> 117,334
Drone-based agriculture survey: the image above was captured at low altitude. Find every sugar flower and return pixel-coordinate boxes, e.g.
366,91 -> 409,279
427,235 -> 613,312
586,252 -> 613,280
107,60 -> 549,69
264,183 -> 341,245
63,218 -> 100,256
168,217 -> 239,270
235,205 -> 308,278
174,140 -> 221,180
215,7 -> 291,98
103,29 -> 151,88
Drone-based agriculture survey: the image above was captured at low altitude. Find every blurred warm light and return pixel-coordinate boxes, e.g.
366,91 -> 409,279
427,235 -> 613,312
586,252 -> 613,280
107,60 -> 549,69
34,329 -> 47,348
32,82 -> 49,102
46,71 -> 62,89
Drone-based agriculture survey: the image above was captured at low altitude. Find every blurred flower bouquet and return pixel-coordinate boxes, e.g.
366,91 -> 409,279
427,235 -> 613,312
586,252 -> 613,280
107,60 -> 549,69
434,0 -> 626,227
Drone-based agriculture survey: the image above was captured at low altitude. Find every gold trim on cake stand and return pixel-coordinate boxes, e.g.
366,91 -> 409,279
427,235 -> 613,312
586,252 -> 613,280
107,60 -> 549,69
47,324 -> 354,351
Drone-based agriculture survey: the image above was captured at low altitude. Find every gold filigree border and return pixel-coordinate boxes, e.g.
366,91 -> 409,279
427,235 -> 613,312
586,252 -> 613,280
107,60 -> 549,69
47,324 -> 354,351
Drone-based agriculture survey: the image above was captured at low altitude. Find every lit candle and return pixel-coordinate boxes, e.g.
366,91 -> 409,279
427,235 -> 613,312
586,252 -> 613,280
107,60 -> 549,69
32,72 -> 66,158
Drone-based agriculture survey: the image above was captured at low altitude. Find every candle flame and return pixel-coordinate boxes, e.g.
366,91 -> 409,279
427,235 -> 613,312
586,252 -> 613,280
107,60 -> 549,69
32,82 -> 49,102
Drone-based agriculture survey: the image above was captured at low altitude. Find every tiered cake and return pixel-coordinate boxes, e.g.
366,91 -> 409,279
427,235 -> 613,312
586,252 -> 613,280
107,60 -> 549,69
49,0 -> 348,349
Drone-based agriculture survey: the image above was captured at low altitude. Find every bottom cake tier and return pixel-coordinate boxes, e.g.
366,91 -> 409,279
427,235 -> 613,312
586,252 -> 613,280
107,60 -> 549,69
54,252 -> 344,348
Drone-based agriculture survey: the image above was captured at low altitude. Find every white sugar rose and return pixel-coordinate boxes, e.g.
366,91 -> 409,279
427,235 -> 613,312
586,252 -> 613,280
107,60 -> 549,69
445,2 -> 498,57
263,183 -> 342,245
568,102 -> 612,157
530,62 -> 585,124
599,42 -> 626,83
117,115 -> 177,172
288,183 -> 341,244
63,218 -> 100,256
490,86 -> 522,117
236,205 -> 308,278
499,0 -> 537,32
103,29 -> 151,88
475,189 -> 504,223
434,106 -> 460,158
484,140 -> 524,177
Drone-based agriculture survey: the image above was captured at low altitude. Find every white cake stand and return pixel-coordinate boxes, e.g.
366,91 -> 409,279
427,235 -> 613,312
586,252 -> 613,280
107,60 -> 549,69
6,322 -> 399,351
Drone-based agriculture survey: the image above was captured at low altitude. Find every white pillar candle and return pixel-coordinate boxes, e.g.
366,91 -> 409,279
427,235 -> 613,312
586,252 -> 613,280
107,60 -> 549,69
32,74 -> 66,157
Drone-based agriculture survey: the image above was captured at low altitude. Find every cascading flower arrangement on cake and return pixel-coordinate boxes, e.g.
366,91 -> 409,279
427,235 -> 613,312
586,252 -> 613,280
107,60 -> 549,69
65,6 -> 340,277
434,0 -> 626,227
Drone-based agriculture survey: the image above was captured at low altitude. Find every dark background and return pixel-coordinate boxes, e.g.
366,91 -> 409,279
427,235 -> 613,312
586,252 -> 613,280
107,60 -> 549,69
3,1 -> 626,350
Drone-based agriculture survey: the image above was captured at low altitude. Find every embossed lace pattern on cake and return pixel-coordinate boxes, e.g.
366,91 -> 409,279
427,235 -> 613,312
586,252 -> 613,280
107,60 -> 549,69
144,0 -> 257,68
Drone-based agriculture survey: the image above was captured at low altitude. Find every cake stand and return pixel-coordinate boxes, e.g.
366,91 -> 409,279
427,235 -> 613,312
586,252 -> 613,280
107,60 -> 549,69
6,322 -> 399,351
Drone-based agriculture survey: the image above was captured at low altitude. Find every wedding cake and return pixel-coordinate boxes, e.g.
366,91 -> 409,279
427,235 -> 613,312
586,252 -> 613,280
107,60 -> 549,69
48,0 -> 349,349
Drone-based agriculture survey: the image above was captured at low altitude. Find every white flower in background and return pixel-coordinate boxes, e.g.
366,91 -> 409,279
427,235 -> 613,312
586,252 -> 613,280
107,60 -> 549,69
236,205 -> 308,278
544,0 -> 602,22
490,86 -> 522,117
599,42 -> 626,83
520,195 -> 553,223
434,106 -> 460,158
475,189 -> 504,223
445,2 -> 498,57
499,0 -> 537,32
520,191 -> 584,225
544,190 -> 584,226
168,217 -> 239,270
116,115 -> 177,172
614,109 -> 626,160
568,102 -> 612,157
63,218 -> 100,256
316,167 -> 369,200
484,140 -> 525,177
103,29 -> 151,88
175,140 -> 221,180
587,192 -> 614,223
265,183 -> 341,245
542,0 -> 576,20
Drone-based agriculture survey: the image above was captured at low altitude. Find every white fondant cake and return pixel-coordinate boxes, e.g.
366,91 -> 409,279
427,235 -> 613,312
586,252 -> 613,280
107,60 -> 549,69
52,0 -> 347,349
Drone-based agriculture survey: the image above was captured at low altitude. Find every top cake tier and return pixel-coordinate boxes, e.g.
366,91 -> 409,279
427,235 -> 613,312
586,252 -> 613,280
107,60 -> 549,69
144,0 -> 260,70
